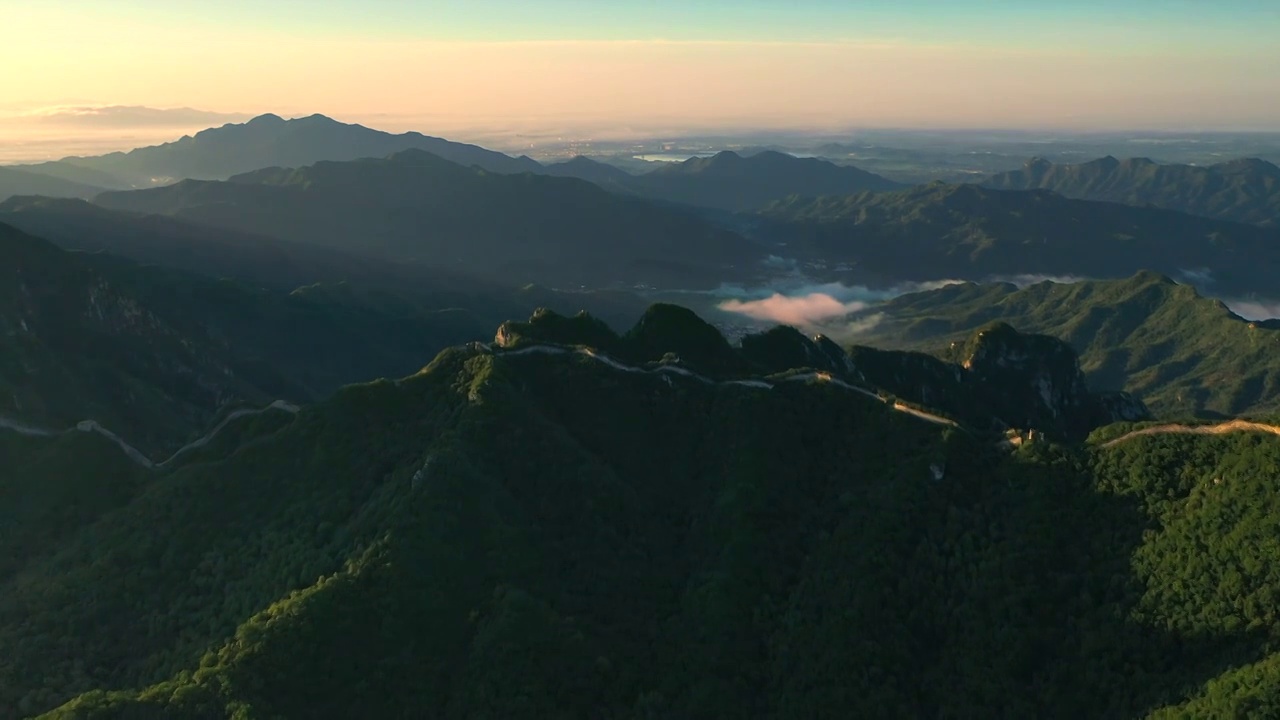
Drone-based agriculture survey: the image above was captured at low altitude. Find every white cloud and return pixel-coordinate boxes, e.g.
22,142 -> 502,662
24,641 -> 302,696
841,312 -> 886,337
1224,299 -> 1280,321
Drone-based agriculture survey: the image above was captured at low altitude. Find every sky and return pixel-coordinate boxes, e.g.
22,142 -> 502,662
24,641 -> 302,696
2,0 -> 1279,153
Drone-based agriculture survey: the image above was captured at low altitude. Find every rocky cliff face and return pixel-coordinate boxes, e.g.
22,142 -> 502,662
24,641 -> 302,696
738,326 -> 864,380
853,322 -> 1149,439
959,322 -> 1151,436
494,307 -> 622,352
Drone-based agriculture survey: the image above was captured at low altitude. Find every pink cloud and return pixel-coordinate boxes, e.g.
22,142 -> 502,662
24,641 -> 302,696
718,292 -> 868,327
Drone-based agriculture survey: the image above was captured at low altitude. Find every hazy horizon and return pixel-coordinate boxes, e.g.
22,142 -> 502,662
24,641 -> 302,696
5,109 -> 1280,166
3,1 -> 1279,161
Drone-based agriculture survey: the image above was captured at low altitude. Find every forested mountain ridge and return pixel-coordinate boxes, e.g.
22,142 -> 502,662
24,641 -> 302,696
6,307 -> 1280,718
0,222 -> 632,456
847,270 -> 1280,419
0,167 -> 102,203
984,155 -> 1280,227
629,150 -> 903,211
0,221 -> 277,454
757,182 -> 1280,296
93,149 -> 759,288
544,150 -> 904,211
495,304 -> 1146,439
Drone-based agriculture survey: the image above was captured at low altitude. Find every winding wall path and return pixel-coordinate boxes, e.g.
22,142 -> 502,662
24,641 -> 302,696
1101,420 -> 1280,448
496,343 -> 961,428
1,400 -> 300,470
3,341 -> 965,471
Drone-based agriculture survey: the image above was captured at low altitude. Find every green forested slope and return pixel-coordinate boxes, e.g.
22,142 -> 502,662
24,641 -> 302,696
0,221 -> 646,457
984,156 -> 1280,227
4,311 -> 1280,718
850,271 -> 1280,419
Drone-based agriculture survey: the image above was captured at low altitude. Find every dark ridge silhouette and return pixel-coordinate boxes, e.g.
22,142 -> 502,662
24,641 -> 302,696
94,149 -> 759,289
11,113 -> 542,187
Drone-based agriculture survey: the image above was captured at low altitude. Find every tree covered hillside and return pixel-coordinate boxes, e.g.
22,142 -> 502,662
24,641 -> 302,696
985,156 -> 1280,227
0,221 -> 635,456
848,271 -> 1280,419
4,310 -> 1280,718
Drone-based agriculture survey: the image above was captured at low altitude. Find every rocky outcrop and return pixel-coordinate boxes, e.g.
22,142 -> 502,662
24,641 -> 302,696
494,308 -> 622,352
854,322 -> 1150,439
623,304 -> 744,374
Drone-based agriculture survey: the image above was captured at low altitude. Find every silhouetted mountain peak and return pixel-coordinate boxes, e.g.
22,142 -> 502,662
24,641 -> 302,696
21,112 -> 541,185
1216,157 -> 1280,176
1024,156 -> 1053,173
1129,269 -> 1178,286
707,150 -> 745,163
494,308 -> 622,351
244,113 -> 285,126
625,303 -> 741,371
670,151 -> 746,174
542,156 -> 634,184
294,113 -> 338,125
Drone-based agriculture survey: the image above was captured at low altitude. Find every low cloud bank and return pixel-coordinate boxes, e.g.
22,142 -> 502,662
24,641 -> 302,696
24,105 -> 253,128
1225,299 -> 1280,321
719,293 -> 871,326
714,273 -> 1103,343
714,278 -> 969,342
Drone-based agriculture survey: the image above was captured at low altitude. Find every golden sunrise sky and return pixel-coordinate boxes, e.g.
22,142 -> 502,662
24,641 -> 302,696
2,0 -> 1278,157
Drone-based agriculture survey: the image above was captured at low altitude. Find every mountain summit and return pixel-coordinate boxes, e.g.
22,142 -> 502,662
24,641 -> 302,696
14,114 -> 542,188
635,150 -> 903,211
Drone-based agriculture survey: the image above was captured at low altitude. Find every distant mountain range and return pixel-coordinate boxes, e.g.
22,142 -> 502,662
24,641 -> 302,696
542,155 -> 637,185
2,114 -> 904,213
984,156 -> 1280,227
0,166 -> 101,202
546,150 -> 903,212
759,182 -> 1280,296
848,270 -> 1280,419
93,149 -> 760,288
8,113 -> 542,189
